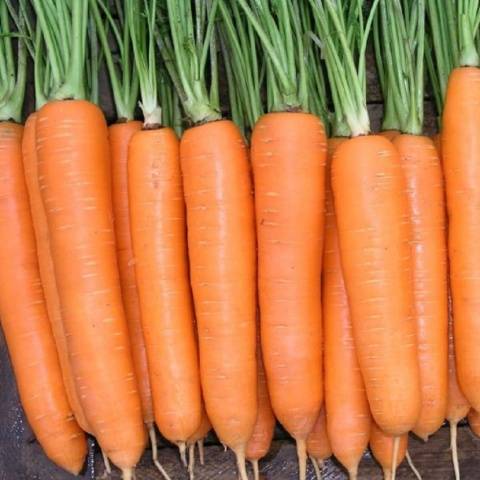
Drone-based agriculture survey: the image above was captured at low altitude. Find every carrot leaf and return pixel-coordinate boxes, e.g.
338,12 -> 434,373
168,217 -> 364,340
158,0 -> 221,125
0,1 -> 28,122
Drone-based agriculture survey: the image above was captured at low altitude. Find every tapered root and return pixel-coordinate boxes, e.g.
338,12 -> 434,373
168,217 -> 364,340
122,469 -> 133,480
250,459 -> 260,480
188,443 -> 196,480
234,446 -> 249,480
148,424 -> 159,463
391,437 -> 400,480
101,450 -> 112,475
383,468 -> 392,480
348,467 -> 358,480
153,458 -> 172,480
450,421 -> 460,480
296,439 -> 307,480
309,456 -> 322,480
197,439 -> 205,465
406,450 -> 422,479
179,441 -> 188,467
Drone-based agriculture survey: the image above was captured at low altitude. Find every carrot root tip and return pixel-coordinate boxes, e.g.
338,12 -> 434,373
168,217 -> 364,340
197,439 -> 205,465
296,439 -> 307,480
234,446 -> 249,480
250,459 -> 260,480
122,469 -> 133,480
153,458 -> 172,480
188,443 -> 195,480
309,456 -> 322,480
178,441 -> 187,467
406,450 -> 422,480
101,449 -> 112,475
348,467 -> 358,480
148,423 -> 159,463
450,421 -> 461,480
391,436 -> 400,480
383,468 -> 392,480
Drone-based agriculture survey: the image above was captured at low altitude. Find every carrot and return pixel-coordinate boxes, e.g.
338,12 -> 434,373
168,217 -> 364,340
443,63 -> 480,416
307,408 -> 331,480
393,134 -> 448,440
161,3 -> 257,478
0,7 -> 87,473
369,424 -> 407,480
22,113 -> 91,434
128,125 -> 202,445
0,120 -> 87,474
376,2 -> 448,441
245,328 -> 276,480
324,137 -> 371,480
33,3 -> 147,475
236,5 -> 326,479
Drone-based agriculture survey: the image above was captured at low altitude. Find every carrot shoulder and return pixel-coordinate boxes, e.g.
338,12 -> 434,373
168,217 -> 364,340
128,126 -> 202,444
332,135 -> 421,436
35,100 -> 146,471
0,122 -> 86,473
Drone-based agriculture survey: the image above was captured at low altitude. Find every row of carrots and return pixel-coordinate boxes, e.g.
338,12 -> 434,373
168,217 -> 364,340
2,1 -> 480,479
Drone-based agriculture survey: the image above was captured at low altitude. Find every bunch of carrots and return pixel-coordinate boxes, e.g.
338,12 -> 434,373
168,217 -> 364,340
2,1 -> 480,479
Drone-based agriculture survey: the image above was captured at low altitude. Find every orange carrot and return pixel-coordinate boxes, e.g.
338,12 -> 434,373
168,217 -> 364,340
307,407 -> 331,479
0,122 -> 87,473
369,424 -> 407,480
36,100 -> 147,473
332,135 -> 421,437
22,113 -> 91,433
252,112 -> 326,477
442,66 -> 480,415
324,137 -> 371,479
380,130 -> 401,141
181,120 -> 257,464
246,328 -> 276,480
128,126 -> 202,448
110,120 -> 153,427
392,134 -> 448,440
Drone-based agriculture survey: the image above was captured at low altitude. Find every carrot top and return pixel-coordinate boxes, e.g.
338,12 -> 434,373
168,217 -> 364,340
308,0 -> 379,137
31,0 -> 89,101
457,0 -> 480,67
159,0 -> 221,125
0,1 -> 28,122
375,0 -> 425,135
217,1 -> 263,135
91,0 -> 139,122
235,0 -> 308,113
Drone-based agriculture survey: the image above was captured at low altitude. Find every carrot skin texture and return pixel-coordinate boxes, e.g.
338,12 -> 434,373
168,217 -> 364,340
252,112 -> 326,441
188,409 -> 212,445
129,127 -> 202,442
468,409 -> 480,436
180,120 -> 257,451
332,135 -> 421,436
0,122 -> 87,473
442,67 -> 480,413
36,100 -> 147,469
307,407 -> 332,463
369,424 -> 407,477
324,137 -> 371,473
246,332 -> 276,462
22,113 -> 91,434
110,121 -> 153,425
393,134 -> 449,440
